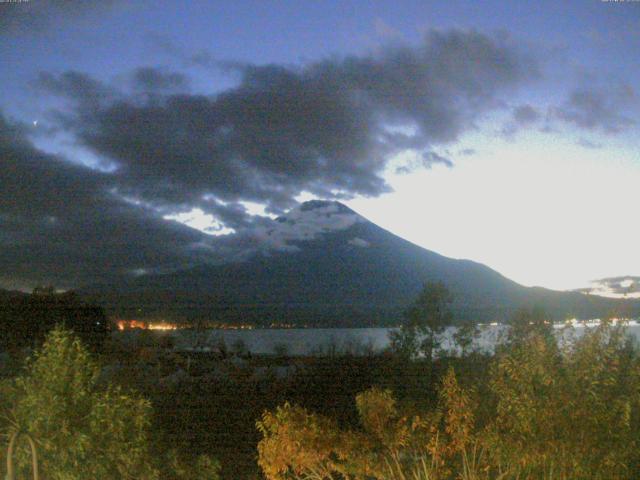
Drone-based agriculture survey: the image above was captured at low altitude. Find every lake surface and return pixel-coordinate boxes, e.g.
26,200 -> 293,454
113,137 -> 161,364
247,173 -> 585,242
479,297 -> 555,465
118,323 -> 640,356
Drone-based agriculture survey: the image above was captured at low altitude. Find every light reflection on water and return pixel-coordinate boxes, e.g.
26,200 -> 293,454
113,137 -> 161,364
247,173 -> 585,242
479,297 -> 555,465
117,322 -> 640,356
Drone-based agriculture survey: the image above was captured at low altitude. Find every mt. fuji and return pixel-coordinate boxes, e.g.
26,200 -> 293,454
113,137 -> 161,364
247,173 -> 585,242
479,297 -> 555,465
82,201 -> 640,326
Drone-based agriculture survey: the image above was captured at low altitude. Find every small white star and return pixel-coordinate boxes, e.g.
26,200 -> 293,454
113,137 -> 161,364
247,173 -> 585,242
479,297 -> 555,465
33,120 -> 38,127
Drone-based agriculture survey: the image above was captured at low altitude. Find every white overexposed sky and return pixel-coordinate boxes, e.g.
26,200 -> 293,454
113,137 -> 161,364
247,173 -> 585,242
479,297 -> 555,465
347,129 -> 640,291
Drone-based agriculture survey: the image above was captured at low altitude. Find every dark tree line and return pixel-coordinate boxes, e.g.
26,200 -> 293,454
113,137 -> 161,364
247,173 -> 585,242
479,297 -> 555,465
0,286 -> 109,353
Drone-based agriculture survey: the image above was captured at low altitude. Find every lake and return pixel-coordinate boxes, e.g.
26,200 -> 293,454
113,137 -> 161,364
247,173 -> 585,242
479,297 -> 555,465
116,322 -> 640,356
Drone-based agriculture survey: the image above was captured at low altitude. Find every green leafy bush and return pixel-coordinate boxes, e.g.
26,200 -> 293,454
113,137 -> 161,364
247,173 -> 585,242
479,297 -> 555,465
1,326 -> 220,480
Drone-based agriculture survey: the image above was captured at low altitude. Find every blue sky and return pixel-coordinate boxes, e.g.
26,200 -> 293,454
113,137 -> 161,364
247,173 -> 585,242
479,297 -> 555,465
1,0 -> 639,292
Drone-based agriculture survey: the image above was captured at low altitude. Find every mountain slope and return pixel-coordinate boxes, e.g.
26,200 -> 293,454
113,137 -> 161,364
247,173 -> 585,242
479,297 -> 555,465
82,201 -> 640,326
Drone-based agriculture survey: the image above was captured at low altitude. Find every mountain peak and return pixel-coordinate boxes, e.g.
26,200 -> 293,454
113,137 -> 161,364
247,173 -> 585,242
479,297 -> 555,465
266,200 -> 363,249
299,200 -> 355,214
85,200 -> 640,325
276,200 -> 361,224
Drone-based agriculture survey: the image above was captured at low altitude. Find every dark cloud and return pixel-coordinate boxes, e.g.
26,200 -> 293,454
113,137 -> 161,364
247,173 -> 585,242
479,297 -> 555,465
587,276 -> 640,297
395,151 -> 453,175
576,137 -> 603,149
146,32 -> 230,71
5,29 -> 538,287
423,151 -> 453,168
40,29 -> 535,215
500,103 -> 542,137
35,71 -> 117,111
131,67 -> 189,92
0,113 -> 208,288
458,148 -> 476,156
513,104 -> 541,125
549,86 -> 637,134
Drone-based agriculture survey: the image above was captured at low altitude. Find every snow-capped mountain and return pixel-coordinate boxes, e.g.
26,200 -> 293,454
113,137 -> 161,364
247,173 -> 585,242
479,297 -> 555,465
82,201 -> 640,326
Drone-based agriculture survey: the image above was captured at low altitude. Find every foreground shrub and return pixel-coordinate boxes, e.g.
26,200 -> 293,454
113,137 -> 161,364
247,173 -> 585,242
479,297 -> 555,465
487,320 -> 640,479
257,321 -> 640,480
0,326 -> 159,479
0,326 -> 220,480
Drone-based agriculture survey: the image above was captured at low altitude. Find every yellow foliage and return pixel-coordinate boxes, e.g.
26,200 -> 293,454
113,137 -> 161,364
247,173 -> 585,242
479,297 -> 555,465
257,321 -> 640,480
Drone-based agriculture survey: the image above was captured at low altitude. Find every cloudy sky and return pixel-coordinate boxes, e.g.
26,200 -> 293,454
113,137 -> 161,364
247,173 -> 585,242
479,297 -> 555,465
1,0 -> 639,294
